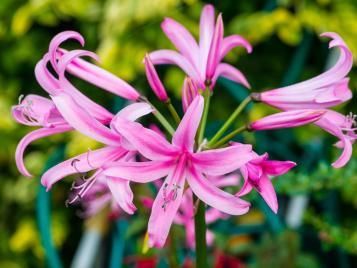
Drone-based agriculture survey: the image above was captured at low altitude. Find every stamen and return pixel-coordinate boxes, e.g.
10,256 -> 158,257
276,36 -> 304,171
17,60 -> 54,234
161,183 -> 181,211
18,94 -> 24,105
346,112 -> 357,127
86,148 -> 95,169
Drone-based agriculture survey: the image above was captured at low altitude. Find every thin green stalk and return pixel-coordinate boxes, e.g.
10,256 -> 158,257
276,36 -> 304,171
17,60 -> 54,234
166,99 -> 181,125
207,95 -> 251,147
193,195 -> 207,268
198,89 -> 211,145
141,97 -> 175,136
152,109 -> 175,136
210,125 -> 247,148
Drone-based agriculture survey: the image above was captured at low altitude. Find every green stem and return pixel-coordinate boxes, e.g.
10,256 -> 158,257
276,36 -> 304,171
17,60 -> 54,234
142,97 -> 175,136
152,108 -> 175,136
198,89 -> 211,145
210,125 -> 248,148
166,99 -> 181,125
193,195 -> 207,268
207,95 -> 251,147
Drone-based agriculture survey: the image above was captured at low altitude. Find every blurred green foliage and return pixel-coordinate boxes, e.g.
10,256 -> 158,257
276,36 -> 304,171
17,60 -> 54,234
0,0 -> 356,267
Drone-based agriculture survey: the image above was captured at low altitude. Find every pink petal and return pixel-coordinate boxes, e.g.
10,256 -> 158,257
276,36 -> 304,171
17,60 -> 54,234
250,109 -> 326,130
58,49 -> 140,100
199,4 -> 215,76
111,102 -> 153,125
212,63 -> 250,88
82,193 -> 112,218
172,95 -> 204,151
316,110 -> 356,168
182,77 -> 198,112
48,31 -> 85,72
236,179 -> 253,197
41,146 -> 126,190
262,160 -> 296,176
113,117 -> 178,160
205,209 -> 224,223
106,177 -> 137,214
15,126 -> 72,177
187,166 -> 250,215
38,53 -> 114,123
220,35 -> 252,60
331,137 -> 353,168
260,78 -> 352,110
149,50 -> 201,83
52,93 -> 121,146
211,173 -> 240,188
144,55 -> 168,101
256,175 -> 278,213
161,18 -> 199,68
193,143 -> 253,176
148,166 -> 186,247
103,160 -> 174,183
206,14 -> 223,80
260,32 -> 353,108
35,57 -> 60,95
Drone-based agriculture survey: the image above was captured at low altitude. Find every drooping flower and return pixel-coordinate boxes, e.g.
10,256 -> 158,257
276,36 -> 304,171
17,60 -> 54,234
236,150 -> 296,213
149,4 -> 251,90
13,31 -> 144,177
249,109 -> 325,131
252,33 -> 355,167
12,95 -> 72,177
254,33 -> 353,110
103,95 -> 254,247
40,93 -> 152,214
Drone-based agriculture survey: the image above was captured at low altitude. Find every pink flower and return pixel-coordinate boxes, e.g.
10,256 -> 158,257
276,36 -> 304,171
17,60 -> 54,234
253,33 -> 355,167
315,110 -> 357,168
13,31 -> 143,177
103,96 -> 254,247
144,55 -> 169,102
236,150 -> 296,213
39,93 -> 152,214
256,33 -> 352,110
149,5 -> 251,90
12,95 -> 72,177
249,109 -> 326,131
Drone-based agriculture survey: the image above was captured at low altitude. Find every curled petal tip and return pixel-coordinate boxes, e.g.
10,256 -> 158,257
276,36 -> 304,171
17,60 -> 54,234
49,31 -> 85,71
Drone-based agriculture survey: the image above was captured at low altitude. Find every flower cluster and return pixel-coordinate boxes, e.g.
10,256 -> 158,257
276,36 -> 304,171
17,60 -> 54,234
13,4 -> 355,249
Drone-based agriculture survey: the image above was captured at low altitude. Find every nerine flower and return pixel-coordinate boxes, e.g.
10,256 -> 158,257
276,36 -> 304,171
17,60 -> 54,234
236,150 -> 296,213
249,109 -> 326,131
103,96 -> 254,247
253,33 -> 355,168
41,93 -> 152,214
12,95 -> 72,177
13,31 -> 142,177
149,4 -> 252,90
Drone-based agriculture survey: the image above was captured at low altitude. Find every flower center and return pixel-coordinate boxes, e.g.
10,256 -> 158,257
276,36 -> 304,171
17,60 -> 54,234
18,95 -> 39,124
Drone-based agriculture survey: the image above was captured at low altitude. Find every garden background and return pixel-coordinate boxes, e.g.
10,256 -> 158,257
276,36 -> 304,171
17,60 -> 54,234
0,0 -> 356,267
